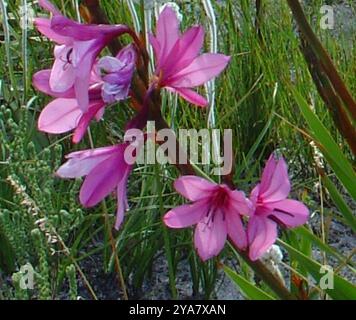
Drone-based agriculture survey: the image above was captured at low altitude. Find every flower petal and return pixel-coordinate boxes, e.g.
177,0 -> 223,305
229,190 -> 252,216
164,200 -> 209,229
79,146 -> 127,207
34,18 -> 69,44
174,176 -> 217,201
247,215 -> 277,261
226,212 -> 247,250
72,101 -> 105,144
94,105 -> 105,121
194,209 -> 227,261
98,56 -> 125,74
38,98 -> 82,134
116,44 -> 137,68
259,154 -> 277,192
98,46 -> 136,104
161,26 -> 204,78
268,199 -> 309,228
56,145 -> 119,178
250,184 -> 260,207
50,15 -> 130,41
33,70 -> 75,98
156,6 -> 180,65
50,46 -> 76,93
259,155 -> 291,203
169,87 -> 208,107
73,45 -> 99,111
115,165 -> 132,230
74,78 -> 91,112
168,53 -> 231,88
38,0 -> 61,15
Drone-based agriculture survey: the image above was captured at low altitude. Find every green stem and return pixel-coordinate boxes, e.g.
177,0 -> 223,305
299,37 -> 356,154
155,163 -> 178,299
0,0 -> 19,98
102,201 -> 129,300
234,246 -> 297,300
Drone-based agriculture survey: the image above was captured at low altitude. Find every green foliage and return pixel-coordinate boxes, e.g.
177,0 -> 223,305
0,106 -> 86,299
279,239 -> 356,300
223,265 -> 275,300
66,264 -> 78,300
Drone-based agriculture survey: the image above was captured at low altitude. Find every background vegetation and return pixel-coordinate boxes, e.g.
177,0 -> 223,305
0,0 -> 355,300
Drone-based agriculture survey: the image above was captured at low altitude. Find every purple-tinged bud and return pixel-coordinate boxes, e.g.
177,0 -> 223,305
98,45 -> 137,104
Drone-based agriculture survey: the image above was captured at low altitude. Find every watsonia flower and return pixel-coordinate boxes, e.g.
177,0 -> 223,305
56,141 -> 142,230
33,45 -> 136,143
164,176 -> 251,261
149,6 -> 230,107
35,0 -> 133,111
34,67 -> 104,144
247,154 -> 309,261
98,44 -> 137,104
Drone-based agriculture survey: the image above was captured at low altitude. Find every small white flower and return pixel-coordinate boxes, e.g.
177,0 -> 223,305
261,245 -> 283,265
261,245 -> 285,285
268,245 -> 283,264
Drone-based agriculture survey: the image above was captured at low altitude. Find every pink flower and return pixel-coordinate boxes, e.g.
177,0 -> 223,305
163,176 -> 251,261
247,154 -> 309,261
98,44 -> 137,104
34,45 -> 136,143
33,67 -> 105,144
149,6 -> 231,107
35,0 -> 132,111
56,144 -> 133,229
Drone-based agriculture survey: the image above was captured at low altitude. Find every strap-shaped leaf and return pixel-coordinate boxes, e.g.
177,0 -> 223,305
292,89 -> 356,200
223,265 -> 276,300
278,239 -> 356,300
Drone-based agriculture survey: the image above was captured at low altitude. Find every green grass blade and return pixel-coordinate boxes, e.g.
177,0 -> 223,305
321,174 -> 356,232
292,89 -> 356,200
292,227 -> 355,270
278,239 -> 356,300
223,265 -> 276,300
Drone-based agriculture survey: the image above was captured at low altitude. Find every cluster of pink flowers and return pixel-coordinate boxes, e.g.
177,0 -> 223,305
164,155 -> 309,261
33,1 -> 309,262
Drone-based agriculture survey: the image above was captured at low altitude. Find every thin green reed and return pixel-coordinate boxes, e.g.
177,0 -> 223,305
0,0 -> 19,98
21,0 -> 29,104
